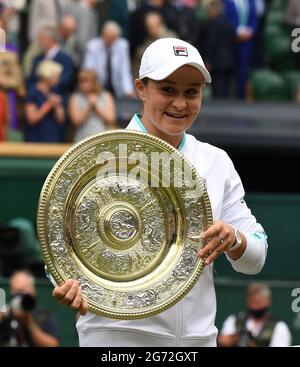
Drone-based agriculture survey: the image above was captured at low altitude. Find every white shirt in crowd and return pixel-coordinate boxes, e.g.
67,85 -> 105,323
220,314 -> 292,347
83,37 -> 134,99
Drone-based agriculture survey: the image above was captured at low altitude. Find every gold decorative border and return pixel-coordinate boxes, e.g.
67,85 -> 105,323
37,129 -> 213,319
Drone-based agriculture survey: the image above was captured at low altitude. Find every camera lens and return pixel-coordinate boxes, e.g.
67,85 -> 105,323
20,294 -> 36,312
10,294 -> 36,313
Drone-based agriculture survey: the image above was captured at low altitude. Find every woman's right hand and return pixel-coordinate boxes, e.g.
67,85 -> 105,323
88,94 -> 98,106
52,279 -> 88,316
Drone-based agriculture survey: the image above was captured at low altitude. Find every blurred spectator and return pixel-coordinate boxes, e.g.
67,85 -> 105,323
58,15 -> 80,67
26,26 -> 76,95
196,0 -> 236,98
170,0 -> 198,44
108,0 -> 152,38
69,69 -> 116,142
251,0 -> 266,69
128,0 -> 178,57
22,41 -> 41,79
24,59 -> 66,142
23,14 -> 78,78
223,0 -> 258,99
132,12 -> 177,77
83,21 -> 135,99
0,0 -> 26,49
218,282 -> 292,347
27,0 -> 74,42
284,0 -> 300,29
0,90 -> 7,140
0,270 -> 59,347
0,15 -> 25,130
63,0 -> 100,64
171,0 -> 198,6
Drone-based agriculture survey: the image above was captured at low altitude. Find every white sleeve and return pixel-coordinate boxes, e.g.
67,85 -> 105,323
220,153 -> 268,274
220,315 -> 237,335
45,266 -> 57,287
83,41 -> 96,70
226,232 -> 268,274
120,40 -> 134,95
269,322 -> 292,347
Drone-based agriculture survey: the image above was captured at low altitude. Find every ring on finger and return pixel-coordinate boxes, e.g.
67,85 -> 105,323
219,236 -> 225,244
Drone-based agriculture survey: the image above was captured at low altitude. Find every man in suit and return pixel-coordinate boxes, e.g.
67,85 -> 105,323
223,0 -> 258,99
26,26 -> 76,95
83,21 -> 135,99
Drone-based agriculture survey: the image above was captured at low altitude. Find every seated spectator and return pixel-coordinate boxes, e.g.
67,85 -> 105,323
0,270 -> 59,347
24,60 -> 66,143
83,21 -> 135,99
218,282 -> 292,347
26,26 -> 76,95
69,69 -> 116,143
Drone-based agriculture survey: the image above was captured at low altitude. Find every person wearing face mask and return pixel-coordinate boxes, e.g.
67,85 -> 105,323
0,271 -> 59,347
218,282 -> 292,347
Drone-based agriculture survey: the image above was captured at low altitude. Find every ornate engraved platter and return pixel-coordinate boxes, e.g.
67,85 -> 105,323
37,130 -> 212,319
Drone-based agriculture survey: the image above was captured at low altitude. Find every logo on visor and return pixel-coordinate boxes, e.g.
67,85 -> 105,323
173,46 -> 188,57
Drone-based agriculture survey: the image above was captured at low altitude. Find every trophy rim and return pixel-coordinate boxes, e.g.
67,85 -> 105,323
37,129 -> 213,319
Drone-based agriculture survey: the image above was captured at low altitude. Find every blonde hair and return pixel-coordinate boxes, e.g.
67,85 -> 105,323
246,282 -> 271,300
78,69 -> 102,94
36,60 -> 63,79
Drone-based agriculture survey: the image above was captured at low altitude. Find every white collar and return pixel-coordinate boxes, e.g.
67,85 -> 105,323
126,113 -> 187,152
45,45 -> 61,59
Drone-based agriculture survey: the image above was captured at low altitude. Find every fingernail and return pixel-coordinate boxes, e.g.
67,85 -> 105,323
205,259 -> 209,265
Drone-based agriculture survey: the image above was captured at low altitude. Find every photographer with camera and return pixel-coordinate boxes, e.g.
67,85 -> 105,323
218,282 -> 292,347
0,271 -> 59,347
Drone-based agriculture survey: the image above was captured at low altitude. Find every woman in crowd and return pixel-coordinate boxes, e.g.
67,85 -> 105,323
69,69 -> 116,142
24,60 -> 65,143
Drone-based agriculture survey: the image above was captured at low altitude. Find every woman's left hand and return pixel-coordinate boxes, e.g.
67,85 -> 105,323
197,220 -> 236,265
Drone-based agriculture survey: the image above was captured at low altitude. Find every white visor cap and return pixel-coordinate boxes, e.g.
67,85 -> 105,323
139,38 -> 211,83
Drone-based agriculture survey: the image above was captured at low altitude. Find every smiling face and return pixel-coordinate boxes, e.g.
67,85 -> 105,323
135,65 -> 204,147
